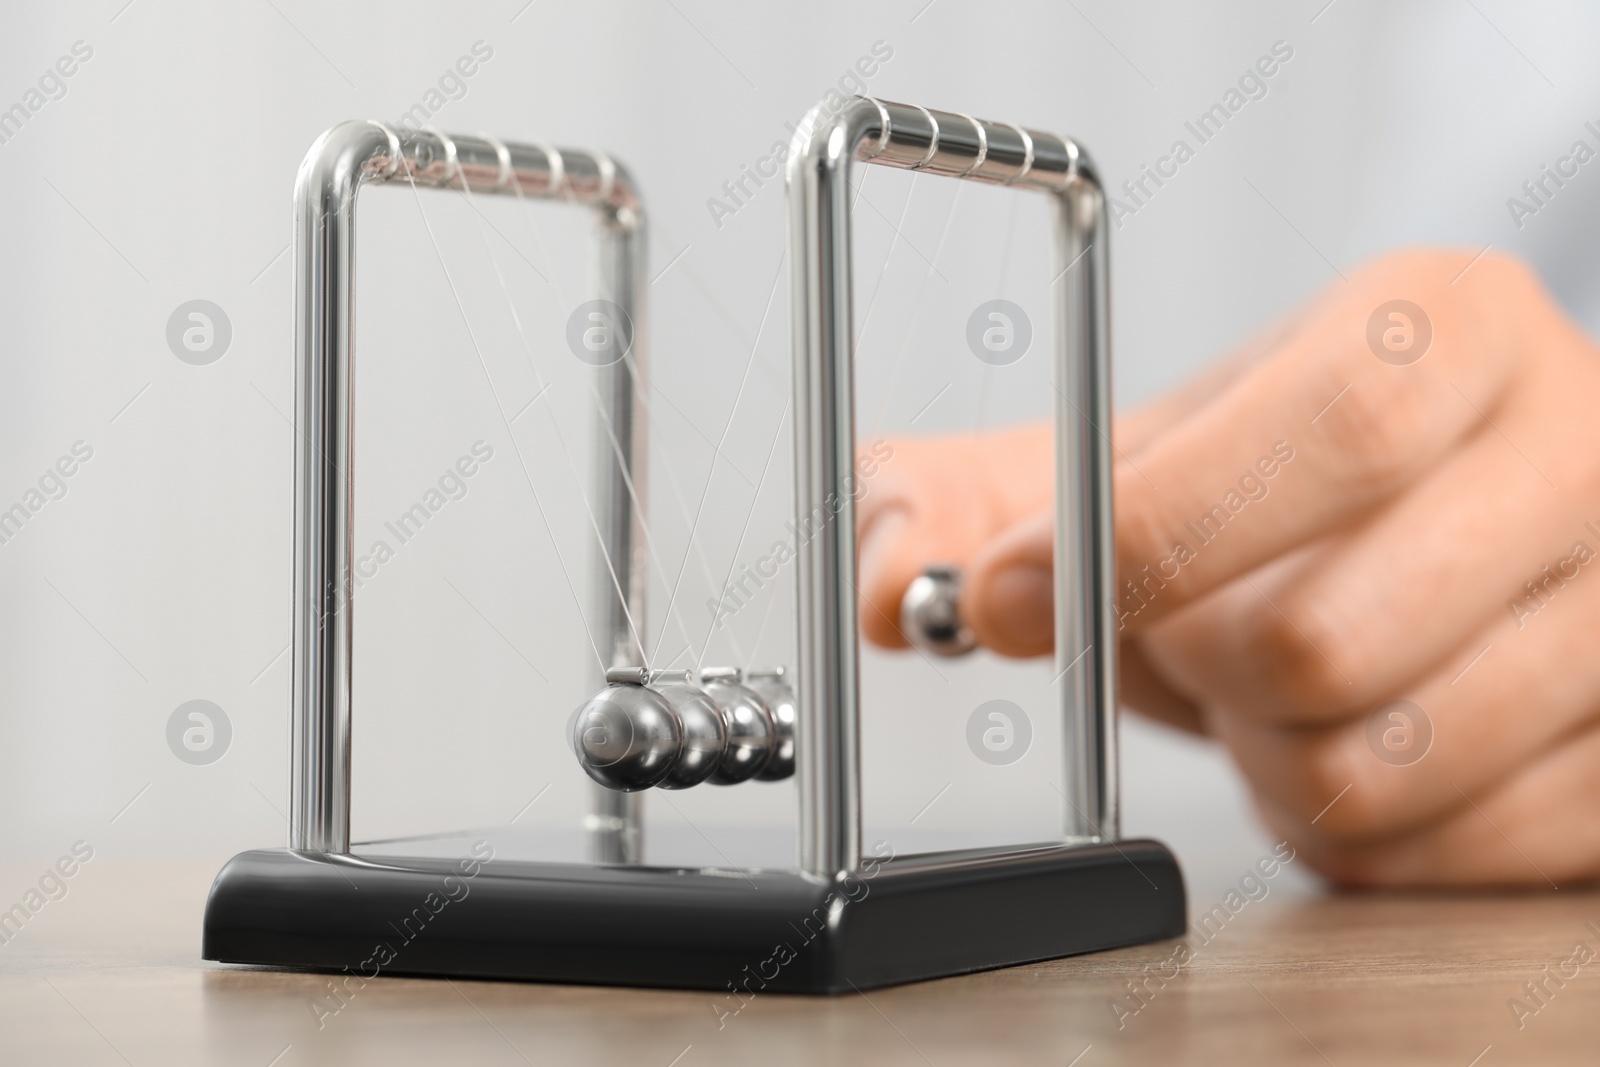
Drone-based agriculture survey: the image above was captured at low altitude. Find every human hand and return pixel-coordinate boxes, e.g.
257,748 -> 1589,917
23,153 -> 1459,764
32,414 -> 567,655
857,249 -> 1600,887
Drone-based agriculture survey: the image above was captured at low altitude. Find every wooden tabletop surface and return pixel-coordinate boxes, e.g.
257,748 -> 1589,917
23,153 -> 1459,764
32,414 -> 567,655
3,859 -> 1597,1066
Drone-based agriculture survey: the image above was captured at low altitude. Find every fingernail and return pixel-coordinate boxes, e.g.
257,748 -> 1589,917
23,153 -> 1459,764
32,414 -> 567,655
977,564 -> 1054,653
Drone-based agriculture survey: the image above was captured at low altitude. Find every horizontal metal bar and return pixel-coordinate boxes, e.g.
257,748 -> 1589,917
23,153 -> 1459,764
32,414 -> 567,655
853,96 -> 1081,192
355,124 -> 643,229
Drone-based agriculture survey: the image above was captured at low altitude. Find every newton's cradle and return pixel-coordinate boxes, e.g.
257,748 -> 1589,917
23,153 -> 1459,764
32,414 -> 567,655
202,94 -> 1186,992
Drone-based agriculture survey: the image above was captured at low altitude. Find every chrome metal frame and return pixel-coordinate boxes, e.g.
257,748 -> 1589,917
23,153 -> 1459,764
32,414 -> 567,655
207,104 -> 1173,995
288,121 -> 648,859
787,97 -> 1117,878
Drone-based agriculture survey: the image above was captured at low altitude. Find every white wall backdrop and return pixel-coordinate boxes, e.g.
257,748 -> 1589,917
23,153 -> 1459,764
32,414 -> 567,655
2,0 -> 1596,891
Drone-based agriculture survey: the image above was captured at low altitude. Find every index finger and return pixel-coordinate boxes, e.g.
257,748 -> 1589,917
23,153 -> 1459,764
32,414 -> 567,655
1113,249 -> 1533,633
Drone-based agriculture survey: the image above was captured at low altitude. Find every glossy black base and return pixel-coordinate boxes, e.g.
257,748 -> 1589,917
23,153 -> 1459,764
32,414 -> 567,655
202,841 -> 1186,993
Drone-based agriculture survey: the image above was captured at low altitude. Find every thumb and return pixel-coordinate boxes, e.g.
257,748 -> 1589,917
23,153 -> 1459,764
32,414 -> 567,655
854,426 -> 1056,649
965,509 -> 1055,658
857,504 -> 958,648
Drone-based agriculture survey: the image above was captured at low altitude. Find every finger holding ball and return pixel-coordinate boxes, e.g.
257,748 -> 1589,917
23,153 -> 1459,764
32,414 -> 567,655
901,564 -> 977,657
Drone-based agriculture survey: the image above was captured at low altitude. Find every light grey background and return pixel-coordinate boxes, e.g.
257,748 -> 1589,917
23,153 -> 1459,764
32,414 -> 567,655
1,0 -> 1595,895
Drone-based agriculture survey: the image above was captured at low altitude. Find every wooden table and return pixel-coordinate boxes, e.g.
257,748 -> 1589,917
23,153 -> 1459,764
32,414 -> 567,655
3,859 -> 1596,1065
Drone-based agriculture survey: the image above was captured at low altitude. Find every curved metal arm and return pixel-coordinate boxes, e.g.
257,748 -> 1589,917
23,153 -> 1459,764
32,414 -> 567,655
289,121 -> 648,854
786,97 -> 1115,877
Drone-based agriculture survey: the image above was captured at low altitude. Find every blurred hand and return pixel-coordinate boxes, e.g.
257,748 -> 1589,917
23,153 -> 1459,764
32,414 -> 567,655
858,249 -> 1600,888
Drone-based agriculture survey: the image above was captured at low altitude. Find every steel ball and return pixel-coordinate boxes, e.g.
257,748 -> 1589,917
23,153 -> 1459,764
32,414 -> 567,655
698,668 -> 776,785
651,672 -> 728,790
744,667 -> 796,782
570,683 -> 682,792
900,564 -> 977,657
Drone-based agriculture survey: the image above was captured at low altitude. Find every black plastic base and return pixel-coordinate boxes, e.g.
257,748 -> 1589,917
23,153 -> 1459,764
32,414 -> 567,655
202,841 -> 1186,993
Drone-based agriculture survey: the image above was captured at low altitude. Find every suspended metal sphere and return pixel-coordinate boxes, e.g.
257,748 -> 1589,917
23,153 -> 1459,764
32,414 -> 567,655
901,564 -> 977,657
651,671 -> 728,790
744,667 -> 796,782
570,683 -> 682,792
699,667 -> 776,785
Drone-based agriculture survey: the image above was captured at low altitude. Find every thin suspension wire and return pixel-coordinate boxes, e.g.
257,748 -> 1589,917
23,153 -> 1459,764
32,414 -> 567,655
696,399 -> 790,670
743,564 -> 784,665
853,169 -> 914,357
501,155 -> 715,667
584,381 -> 700,662
401,167 -> 613,673
601,322 -> 759,662
869,180 -> 963,440
506,157 -> 575,309
456,178 -> 682,667
647,250 -> 786,665
653,446 -> 747,666
975,192 -> 1023,433
725,169 -> 869,671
